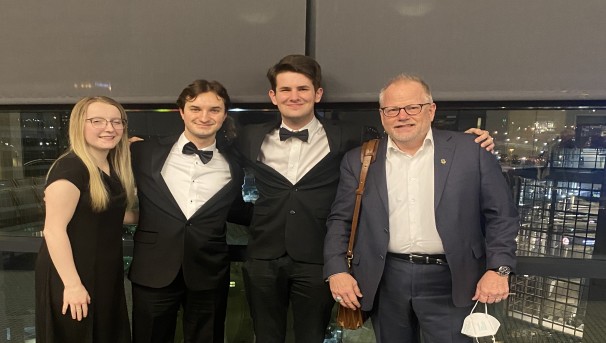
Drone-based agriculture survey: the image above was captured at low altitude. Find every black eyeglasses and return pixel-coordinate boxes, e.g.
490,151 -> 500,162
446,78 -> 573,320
380,103 -> 432,117
86,118 -> 127,129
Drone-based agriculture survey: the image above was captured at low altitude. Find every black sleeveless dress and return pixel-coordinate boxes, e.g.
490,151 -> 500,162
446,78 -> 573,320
35,153 -> 131,342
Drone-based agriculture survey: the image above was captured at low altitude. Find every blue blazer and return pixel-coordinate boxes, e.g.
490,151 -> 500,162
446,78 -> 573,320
323,129 -> 519,309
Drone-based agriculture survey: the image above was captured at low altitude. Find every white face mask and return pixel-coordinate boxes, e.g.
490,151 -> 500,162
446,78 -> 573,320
461,301 -> 500,342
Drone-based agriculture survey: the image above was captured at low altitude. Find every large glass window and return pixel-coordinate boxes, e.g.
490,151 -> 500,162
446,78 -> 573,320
1,104 -> 606,342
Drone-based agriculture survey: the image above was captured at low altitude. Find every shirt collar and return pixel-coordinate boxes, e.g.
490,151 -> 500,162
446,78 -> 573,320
280,116 -> 321,143
387,128 -> 434,156
176,133 -> 217,152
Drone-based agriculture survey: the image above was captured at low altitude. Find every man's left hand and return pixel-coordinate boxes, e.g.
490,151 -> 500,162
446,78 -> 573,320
465,128 -> 494,152
472,270 -> 510,304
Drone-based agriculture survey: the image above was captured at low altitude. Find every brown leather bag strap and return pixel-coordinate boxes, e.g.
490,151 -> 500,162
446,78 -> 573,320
346,139 -> 379,268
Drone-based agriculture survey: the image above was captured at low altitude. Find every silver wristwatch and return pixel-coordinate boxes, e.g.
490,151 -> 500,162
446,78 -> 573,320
491,265 -> 512,277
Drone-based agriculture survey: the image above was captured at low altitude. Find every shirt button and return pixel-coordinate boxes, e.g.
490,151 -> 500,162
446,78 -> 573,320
289,210 -> 296,215
379,255 -> 384,260
294,188 -> 299,192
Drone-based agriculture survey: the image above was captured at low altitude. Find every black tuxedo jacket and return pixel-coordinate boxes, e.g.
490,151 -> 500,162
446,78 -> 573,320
128,135 -> 244,290
236,117 -> 363,264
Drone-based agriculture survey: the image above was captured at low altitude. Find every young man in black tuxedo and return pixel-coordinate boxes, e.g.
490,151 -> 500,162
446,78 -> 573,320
129,80 -> 246,343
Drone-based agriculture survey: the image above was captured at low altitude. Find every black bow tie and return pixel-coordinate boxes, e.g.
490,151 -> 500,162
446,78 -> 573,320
182,142 -> 213,164
279,128 -> 309,142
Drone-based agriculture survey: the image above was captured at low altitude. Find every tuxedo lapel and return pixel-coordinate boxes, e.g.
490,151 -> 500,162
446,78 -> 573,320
190,179 -> 234,218
293,118 -> 342,185
433,130 -> 455,210
190,151 -> 240,218
248,121 -> 278,162
151,135 -> 185,218
244,120 -> 294,185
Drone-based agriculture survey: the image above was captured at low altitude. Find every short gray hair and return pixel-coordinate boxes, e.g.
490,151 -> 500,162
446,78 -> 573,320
379,74 -> 433,106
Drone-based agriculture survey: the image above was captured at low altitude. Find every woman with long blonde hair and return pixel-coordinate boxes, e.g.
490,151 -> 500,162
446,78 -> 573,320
35,96 -> 136,342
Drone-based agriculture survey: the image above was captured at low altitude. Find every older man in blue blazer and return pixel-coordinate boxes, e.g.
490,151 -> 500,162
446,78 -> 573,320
324,75 -> 519,343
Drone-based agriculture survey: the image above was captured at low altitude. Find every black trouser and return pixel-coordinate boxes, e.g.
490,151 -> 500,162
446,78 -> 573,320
243,255 -> 334,343
131,269 -> 228,343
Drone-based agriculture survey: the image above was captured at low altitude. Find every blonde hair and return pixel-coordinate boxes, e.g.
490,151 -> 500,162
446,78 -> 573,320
50,96 -> 136,212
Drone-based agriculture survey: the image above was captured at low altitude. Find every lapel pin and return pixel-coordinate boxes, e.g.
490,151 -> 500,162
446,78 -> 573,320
440,159 -> 446,165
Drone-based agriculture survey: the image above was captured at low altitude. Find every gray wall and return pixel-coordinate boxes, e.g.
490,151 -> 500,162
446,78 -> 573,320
0,0 -> 306,104
314,0 -> 606,102
1,0 -> 605,104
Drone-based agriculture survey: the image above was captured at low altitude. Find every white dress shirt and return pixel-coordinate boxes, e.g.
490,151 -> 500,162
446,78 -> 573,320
386,129 -> 445,254
258,116 -> 329,184
161,133 -> 231,219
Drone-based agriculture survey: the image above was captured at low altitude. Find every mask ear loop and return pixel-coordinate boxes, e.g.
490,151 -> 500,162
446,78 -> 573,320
469,301 -> 481,343
470,300 -> 480,314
